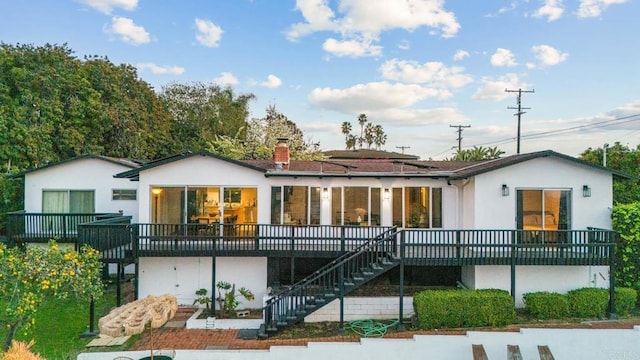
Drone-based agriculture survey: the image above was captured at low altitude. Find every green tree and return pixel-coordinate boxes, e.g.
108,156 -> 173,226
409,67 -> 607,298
82,56 -> 174,160
448,146 -> 505,161
0,241 -> 103,351
160,82 -> 255,154
340,121 -> 352,149
357,113 -> 368,148
372,124 -> 387,150
208,105 -> 323,160
580,142 -> 640,204
346,134 -> 358,150
611,203 -> 640,292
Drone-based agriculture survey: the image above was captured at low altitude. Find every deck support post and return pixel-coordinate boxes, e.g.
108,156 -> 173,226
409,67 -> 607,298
338,263 -> 345,334
398,231 -> 405,330
116,262 -> 122,306
510,231 -> 516,306
211,254 -> 217,304
81,297 -> 97,337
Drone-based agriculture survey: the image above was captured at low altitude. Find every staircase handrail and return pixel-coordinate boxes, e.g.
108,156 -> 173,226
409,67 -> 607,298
265,227 -> 400,305
269,226 -> 398,297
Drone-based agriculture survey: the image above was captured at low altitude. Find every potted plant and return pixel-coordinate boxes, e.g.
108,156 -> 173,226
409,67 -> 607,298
215,281 -> 255,318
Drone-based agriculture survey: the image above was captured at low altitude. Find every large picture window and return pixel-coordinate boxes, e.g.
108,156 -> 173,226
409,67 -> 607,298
270,186 -> 320,225
517,189 -> 571,231
43,190 -> 95,213
331,187 -> 381,226
391,186 -> 442,228
151,186 -> 257,225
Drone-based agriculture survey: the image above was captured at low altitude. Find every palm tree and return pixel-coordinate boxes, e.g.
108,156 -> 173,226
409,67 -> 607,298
346,135 -> 357,150
364,123 -> 375,149
486,146 -> 505,159
373,124 -> 386,150
341,121 -> 352,149
357,113 -> 367,148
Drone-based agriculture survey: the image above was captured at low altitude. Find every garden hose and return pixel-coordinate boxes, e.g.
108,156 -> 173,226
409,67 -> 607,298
346,319 -> 399,337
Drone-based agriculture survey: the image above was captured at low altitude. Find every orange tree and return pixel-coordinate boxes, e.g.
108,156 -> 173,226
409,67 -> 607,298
0,241 -> 103,351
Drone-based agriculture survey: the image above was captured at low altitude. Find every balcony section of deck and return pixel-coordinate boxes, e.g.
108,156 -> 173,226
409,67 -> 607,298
6,211 -> 125,246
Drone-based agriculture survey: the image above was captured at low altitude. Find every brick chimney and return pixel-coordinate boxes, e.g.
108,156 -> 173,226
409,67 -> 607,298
273,137 -> 290,170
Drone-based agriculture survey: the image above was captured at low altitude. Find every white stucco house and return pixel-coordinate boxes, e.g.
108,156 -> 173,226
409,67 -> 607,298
8,144 -> 622,329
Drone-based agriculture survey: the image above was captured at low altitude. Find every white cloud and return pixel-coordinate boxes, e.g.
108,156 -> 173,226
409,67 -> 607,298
260,74 -> 282,88
195,18 -> 223,47
322,38 -> 382,57
530,44 -> 568,67
532,0 -> 564,21
472,74 -> 530,101
76,0 -> 137,14
490,48 -> 517,67
308,81 -> 446,113
367,107 -> 465,126
453,50 -> 469,61
286,0 -> 337,41
287,0 -> 460,57
106,17 -> 150,45
288,0 -> 460,40
213,72 -> 239,86
577,0 -> 628,18
379,59 -> 473,89
136,63 -> 184,75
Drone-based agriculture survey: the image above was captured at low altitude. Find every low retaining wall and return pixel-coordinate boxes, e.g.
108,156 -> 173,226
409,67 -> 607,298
304,296 -> 414,322
186,308 -> 263,329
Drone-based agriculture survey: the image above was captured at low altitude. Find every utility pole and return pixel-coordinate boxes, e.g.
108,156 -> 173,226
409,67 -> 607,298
505,88 -> 534,154
450,124 -> 471,152
396,146 -> 410,154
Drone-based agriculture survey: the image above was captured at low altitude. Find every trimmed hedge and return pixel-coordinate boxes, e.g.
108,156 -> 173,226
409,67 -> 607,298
567,288 -> 609,318
523,292 -> 569,319
615,287 -> 637,316
413,289 -> 515,329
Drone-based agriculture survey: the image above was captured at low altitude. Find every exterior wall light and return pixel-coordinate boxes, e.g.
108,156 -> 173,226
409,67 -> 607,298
322,187 -> 329,199
383,188 -> 390,200
583,185 -> 591,197
501,184 -> 509,197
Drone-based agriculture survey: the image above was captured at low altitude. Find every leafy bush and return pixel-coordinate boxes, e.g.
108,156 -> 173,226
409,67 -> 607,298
615,287 -> 637,316
612,203 -> 640,293
523,292 -> 569,319
413,289 -> 514,329
567,287 -> 609,318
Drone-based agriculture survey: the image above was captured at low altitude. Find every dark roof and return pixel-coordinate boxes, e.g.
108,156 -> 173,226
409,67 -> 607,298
323,149 -> 419,160
16,155 -> 140,177
115,150 -> 267,180
446,150 -> 632,180
113,149 -> 632,181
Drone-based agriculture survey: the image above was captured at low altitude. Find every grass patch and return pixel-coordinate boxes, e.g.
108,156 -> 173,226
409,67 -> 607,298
0,280 -> 128,359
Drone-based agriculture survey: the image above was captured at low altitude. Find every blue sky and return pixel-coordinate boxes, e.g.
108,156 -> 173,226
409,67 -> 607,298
2,0 -> 638,159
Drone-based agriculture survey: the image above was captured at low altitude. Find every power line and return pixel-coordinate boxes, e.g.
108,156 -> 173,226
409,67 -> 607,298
472,113 -> 640,148
428,112 -> 640,159
505,88 -> 535,154
450,124 -> 471,151
396,146 -> 411,154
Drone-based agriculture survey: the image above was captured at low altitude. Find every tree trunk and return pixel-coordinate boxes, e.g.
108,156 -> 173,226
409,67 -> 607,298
3,319 -> 23,352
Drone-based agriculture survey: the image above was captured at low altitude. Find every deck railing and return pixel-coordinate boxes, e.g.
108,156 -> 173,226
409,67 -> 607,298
6,211 -> 122,245
8,212 -> 616,266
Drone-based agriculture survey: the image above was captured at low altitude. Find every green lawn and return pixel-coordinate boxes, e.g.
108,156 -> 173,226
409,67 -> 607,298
1,281 -> 136,359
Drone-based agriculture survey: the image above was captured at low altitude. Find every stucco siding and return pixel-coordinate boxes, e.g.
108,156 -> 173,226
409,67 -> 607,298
24,158 -> 138,221
473,157 -> 612,230
138,256 -> 267,308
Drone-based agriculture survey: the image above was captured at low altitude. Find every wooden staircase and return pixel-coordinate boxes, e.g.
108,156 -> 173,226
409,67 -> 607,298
259,227 -> 401,338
